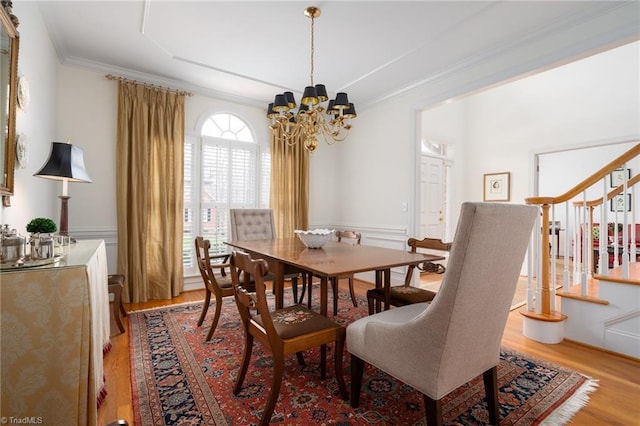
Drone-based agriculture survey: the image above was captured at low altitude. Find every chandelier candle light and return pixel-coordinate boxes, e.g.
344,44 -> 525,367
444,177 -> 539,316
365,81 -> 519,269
267,6 -> 357,152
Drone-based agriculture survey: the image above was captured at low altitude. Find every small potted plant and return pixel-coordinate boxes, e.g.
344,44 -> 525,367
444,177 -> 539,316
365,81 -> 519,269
26,218 -> 57,259
26,217 -> 57,235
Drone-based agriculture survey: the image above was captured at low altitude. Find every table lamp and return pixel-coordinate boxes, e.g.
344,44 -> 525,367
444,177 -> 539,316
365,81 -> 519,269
34,141 -> 92,236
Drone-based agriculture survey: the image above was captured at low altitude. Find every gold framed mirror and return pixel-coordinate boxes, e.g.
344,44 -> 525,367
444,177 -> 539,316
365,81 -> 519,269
0,1 -> 19,206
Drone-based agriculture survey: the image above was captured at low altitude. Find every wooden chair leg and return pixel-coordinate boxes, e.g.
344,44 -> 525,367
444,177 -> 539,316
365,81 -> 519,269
197,289 -> 212,326
423,394 -> 443,426
348,277 -> 358,307
350,354 -> 364,407
331,278 -> 339,315
334,333 -> 348,400
296,351 -> 306,367
111,284 -> 125,333
233,333 -> 254,395
205,295 -> 223,341
483,366 -> 500,425
366,292 -> 375,315
260,357 -> 285,426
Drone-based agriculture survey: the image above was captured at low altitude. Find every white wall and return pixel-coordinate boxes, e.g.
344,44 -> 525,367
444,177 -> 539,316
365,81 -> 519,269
1,3 -> 59,234
4,4 -> 638,281
463,41 -> 640,205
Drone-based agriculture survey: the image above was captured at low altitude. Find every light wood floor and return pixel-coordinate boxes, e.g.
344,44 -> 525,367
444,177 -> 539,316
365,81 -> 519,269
99,276 -> 640,426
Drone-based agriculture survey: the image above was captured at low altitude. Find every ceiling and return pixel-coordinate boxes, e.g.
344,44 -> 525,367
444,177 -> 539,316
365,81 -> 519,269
37,1 -> 639,110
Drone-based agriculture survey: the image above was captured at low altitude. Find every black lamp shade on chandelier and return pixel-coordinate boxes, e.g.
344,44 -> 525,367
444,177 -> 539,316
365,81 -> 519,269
267,6 -> 357,152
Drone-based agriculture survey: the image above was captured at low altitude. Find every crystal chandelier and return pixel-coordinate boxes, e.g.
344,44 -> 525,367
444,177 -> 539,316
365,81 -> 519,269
267,6 -> 357,152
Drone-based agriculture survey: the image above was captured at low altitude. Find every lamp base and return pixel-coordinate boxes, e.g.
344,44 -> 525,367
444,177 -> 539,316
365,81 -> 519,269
59,195 -> 70,236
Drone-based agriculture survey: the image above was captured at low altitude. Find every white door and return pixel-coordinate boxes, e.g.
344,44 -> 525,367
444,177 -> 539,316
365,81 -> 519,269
420,155 -> 445,238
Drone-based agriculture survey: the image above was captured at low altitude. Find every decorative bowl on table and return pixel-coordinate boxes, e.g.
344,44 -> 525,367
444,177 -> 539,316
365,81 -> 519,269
294,229 -> 335,249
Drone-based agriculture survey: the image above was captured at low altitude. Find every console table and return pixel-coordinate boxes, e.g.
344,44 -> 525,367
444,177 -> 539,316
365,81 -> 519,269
0,239 -> 110,426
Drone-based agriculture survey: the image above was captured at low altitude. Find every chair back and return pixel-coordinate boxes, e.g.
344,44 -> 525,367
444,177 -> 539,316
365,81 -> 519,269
229,209 -> 276,240
378,203 -> 536,399
194,236 -> 219,293
404,237 -> 452,285
230,250 -> 278,342
335,230 -> 362,245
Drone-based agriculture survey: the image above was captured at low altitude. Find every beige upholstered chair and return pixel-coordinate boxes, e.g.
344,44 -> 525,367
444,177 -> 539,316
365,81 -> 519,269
229,208 -> 302,300
230,250 -> 348,426
348,202 -> 537,425
366,237 -> 451,314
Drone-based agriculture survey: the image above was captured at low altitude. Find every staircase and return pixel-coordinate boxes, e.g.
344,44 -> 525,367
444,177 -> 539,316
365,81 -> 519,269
523,143 -> 640,359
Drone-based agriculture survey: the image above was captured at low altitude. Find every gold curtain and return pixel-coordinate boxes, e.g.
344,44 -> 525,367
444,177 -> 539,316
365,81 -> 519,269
115,81 -> 185,302
270,129 -> 309,237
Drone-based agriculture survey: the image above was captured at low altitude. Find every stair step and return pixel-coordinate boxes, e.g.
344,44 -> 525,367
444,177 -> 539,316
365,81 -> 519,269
557,289 -> 609,305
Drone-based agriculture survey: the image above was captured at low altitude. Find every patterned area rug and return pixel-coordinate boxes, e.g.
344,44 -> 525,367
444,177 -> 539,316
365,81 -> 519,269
129,288 -> 597,425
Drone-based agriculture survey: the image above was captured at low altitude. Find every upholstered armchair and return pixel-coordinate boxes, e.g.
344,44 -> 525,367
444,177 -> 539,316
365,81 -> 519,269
347,202 -> 537,425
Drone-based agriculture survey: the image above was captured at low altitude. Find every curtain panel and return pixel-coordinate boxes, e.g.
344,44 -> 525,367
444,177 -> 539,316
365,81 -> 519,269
270,129 -> 309,237
116,81 -> 185,302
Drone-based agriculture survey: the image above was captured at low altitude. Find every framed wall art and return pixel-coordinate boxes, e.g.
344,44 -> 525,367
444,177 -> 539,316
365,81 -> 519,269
483,172 -> 510,202
610,168 -> 630,188
611,194 -> 631,212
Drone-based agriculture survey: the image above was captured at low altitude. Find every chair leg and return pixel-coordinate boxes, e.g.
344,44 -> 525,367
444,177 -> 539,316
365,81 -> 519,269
423,394 -> 443,426
296,351 -> 305,367
233,332 -> 254,395
350,354 -> 364,407
205,295 -> 223,341
334,333 -> 348,400
111,284 -> 125,333
483,366 -> 500,425
348,277 -> 358,307
260,357 -> 285,426
366,292 -> 375,315
197,289 -> 212,326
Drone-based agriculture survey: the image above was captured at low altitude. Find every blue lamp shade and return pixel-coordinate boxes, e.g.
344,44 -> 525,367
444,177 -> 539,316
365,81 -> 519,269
34,142 -> 92,183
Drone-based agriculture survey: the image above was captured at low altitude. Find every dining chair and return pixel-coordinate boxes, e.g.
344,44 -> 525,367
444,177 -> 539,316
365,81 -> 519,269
229,250 -> 348,426
229,208 -> 303,301
366,237 -> 452,314
194,236 -> 234,341
107,274 -> 127,334
348,202 -> 537,425
299,230 -> 362,315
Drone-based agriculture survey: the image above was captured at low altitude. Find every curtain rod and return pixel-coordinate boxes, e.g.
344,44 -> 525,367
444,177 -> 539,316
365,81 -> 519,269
105,74 -> 193,97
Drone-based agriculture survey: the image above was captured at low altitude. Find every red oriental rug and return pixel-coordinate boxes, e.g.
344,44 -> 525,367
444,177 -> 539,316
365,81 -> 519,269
128,289 -> 597,425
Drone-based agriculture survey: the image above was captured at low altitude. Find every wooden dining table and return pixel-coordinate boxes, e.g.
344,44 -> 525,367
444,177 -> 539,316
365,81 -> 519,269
225,237 -> 443,315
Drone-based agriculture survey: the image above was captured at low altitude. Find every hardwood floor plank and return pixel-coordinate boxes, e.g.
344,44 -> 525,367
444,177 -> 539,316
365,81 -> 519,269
98,278 -> 640,425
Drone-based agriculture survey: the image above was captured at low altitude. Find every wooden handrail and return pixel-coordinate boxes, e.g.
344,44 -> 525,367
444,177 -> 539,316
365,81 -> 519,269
526,143 -> 640,205
573,173 -> 640,207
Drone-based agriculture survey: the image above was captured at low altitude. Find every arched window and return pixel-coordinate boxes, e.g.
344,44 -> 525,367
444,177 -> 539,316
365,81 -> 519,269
183,113 -> 270,273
